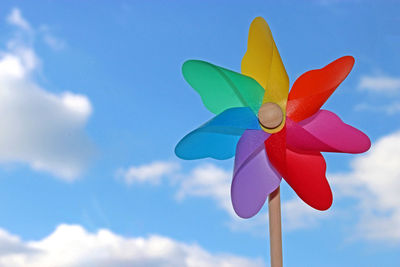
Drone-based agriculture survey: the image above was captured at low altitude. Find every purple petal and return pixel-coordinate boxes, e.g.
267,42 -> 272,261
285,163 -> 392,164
231,130 -> 282,219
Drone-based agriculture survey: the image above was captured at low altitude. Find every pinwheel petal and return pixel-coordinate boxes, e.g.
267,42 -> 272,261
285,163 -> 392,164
287,56 -> 355,122
295,110 -> 371,153
175,107 -> 259,160
286,116 -> 335,152
232,130 -> 281,218
285,149 -> 332,211
241,17 -> 289,133
182,60 -> 264,114
265,129 -> 333,210
264,127 -> 287,178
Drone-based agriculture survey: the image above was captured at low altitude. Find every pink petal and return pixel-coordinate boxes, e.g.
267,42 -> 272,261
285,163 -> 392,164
287,110 -> 371,153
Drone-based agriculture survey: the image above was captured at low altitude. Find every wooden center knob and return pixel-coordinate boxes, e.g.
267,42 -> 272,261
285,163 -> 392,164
258,102 -> 283,129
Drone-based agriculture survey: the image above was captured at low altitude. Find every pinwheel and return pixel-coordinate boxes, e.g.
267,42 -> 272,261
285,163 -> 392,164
175,17 -> 370,266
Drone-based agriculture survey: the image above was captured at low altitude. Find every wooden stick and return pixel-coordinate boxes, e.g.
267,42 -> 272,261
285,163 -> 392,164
268,187 -> 283,267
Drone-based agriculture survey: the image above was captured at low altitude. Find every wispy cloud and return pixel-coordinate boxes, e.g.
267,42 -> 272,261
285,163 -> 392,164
281,198 -> 332,231
355,74 -> 400,115
0,8 -> 94,180
0,224 -> 264,267
176,164 -> 233,215
358,75 -> 400,94
117,161 -> 180,185
118,161 -> 237,217
6,8 -> 31,32
39,25 -> 66,51
42,34 -> 66,50
354,101 -> 400,115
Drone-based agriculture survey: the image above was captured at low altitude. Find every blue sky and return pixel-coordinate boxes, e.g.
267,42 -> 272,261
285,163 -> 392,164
0,1 -> 398,266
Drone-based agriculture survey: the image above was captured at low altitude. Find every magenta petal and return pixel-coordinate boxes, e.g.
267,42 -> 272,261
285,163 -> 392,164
231,130 -> 282,219
293,110 -> 371,153
286,117 -> 335,152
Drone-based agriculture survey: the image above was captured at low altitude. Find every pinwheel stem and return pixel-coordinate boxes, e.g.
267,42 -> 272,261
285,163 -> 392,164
268,187 -> 283,267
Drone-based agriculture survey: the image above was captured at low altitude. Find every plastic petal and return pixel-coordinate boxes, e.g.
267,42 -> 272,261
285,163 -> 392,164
182,60 -> 264,114
175,107 -> 259,160
286,117 -> 336,152
265,129 -> 333,210
284,149 -> 332,211
231,130 -> 281,218
241,17 -> 289,133
293,110 -> 371,153
264,127 -> 287,178
287,56 -> 355,122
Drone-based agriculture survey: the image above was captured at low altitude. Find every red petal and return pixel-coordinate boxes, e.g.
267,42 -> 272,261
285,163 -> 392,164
285,149 -> 332,210
264,127 -> 287,178
287,56 -> 355,122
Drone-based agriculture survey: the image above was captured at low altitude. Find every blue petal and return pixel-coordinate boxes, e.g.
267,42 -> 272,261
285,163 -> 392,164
175,107 -> 260,160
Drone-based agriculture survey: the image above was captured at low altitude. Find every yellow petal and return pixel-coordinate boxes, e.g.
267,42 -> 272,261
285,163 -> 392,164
241,17 -> 289,133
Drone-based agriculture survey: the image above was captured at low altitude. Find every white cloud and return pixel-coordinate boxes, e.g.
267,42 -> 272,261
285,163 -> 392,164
0,224 -> 263,267
39,25 -> 66,51
121,162 -> 247,222
61,92 -> 92,118
7,8 -> 66,51
0,229 -> 38,257
118,161 -> 180,185
0,44 -> 37,79
6,8 -> 31,32
119,161 -> 263,230
176,164 -> 233,215
0,9 -> 94,180
118,162 -> 233,212
356,74 -> 400,115
43,34 -> 66,51
354,102 -> 400,115
281,198 -> 331,231
358,75 -> 400,94
118,161 -> 240,221
331,130 -> 400,242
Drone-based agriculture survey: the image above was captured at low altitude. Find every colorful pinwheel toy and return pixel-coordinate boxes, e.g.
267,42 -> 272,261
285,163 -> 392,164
175,17 -> 370,266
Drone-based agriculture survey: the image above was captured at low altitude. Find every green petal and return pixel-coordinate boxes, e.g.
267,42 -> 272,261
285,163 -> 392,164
182,60 -> 264,114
